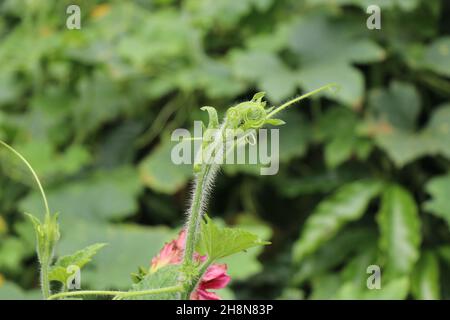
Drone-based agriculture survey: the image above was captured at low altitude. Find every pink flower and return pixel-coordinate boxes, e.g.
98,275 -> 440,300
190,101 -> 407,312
150,230 -> 231,300
190,263 -> 230,300
150,230 -> 185,272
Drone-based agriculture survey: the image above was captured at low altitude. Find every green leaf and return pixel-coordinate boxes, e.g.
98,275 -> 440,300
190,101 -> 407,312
219,215 -> 272,280
305,0 -> 420,10
317,107 -> 372,168
26,212 -> 60,264
230,50 -> 297,103
289,14 -> 385,107
412,251 -> 440,300
289,14 -> 385,65
196,215 -> 270,261
293,227 -> 376,286
425,174 -> 450,228
337,278 -> 410,300
264,118 -> 285,126
49,243 -> 107,285
296,62 -> 364,108
363,278 -> 410,300
200,106 -> 219,129
139,139 -> 192,194
293,179 -> 381,262
20,167 -> 141,222
0,237 -> 29,271
251,92 -> 266,102
370,104 -> 450,166
54,219 -> 174,289
422,37 -> 450,77
0,281 -> 41,300
368,81 -> 421,131
310,274 -> 341,300
126,265 -> 181,300
187,0 -> 274,29
9,142 -> 90,180
377,184 -> 421,277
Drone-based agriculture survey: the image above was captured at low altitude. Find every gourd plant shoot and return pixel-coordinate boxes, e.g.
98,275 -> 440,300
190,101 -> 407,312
0,84 -> 336,300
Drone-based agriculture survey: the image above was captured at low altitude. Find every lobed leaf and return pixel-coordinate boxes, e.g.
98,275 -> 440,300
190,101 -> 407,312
49,243 -> 107,285
196,215 -> 270,261
126,265 -> 181,300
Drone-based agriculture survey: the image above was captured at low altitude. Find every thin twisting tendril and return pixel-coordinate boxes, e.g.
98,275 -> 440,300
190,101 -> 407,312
267,83 -> 338,119
0,140 -> 51,218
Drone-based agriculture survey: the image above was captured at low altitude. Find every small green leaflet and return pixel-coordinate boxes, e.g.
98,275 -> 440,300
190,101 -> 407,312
200,106 -> 219,129
126,265 -> 181,300
48,243 -> 107,284
26,212 -> 60,263
265,118 -> 285,126
196,215 -> 270,261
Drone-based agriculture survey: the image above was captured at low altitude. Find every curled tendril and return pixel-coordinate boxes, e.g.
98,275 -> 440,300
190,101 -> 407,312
243,105 -> 266,129
197,85 -> 337,167
245,131 -> 257,145
225,97 -> 269,131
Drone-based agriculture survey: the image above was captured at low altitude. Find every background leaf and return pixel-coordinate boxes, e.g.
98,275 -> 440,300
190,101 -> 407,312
377,184 -> 421,277
293,180 -> 381,262
411,251 -> 441,300
425,173 -> 450,228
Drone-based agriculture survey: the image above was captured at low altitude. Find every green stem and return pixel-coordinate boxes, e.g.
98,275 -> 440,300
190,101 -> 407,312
181,123 -> 229,299
183,259 -> 213,300
0,140 -> 53,299
47,285 -> 183,300
48,290 -> 123,300
179,84 -> 334,299
40,261 -> 51,300
114,285 -> 184,300
183,171 -> 206,266
182,122 -> 228,267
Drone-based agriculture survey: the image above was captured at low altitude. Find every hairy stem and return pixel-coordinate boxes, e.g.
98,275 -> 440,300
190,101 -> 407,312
181,258 -> 214,300
179,84 -> 335,299
48,290 -> 124,300
114,285 -> 184,300
0,140 -> 52,299
40,262 -> 51,299
181,123 -> 227,299
183,170 -> 206,266
47,285 -> 184,300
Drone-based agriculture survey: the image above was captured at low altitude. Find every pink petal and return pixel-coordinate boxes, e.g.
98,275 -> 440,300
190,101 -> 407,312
150,231 -> 185,272
202,263 -> 228,281
201,273 -> 231,290
175,230 -> 186,248
191,289 -> 221,300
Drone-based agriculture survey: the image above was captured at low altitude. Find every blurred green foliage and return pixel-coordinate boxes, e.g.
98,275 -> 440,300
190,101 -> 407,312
0,0 -> 449,299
